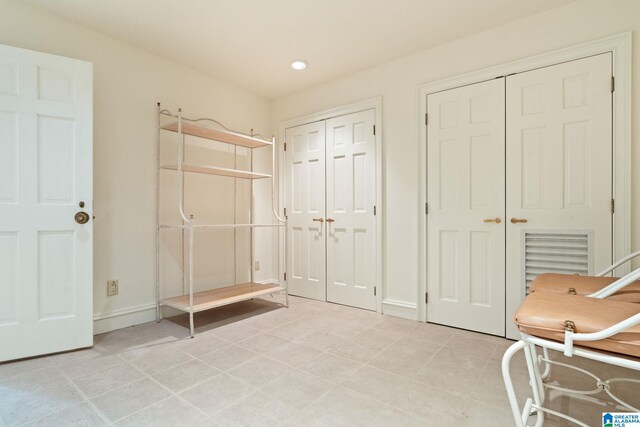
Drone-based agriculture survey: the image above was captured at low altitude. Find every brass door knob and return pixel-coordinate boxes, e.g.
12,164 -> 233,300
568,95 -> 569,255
511,218 -> 528,224
75,211 -> 90,224
483,218 -> 502,224
326,218 -> 335,223
312,218 -> 324,223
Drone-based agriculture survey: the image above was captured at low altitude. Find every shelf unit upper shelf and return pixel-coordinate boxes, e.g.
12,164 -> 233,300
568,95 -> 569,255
160,282 -> 285,313
162,121 -> 272,148
160,163 -> 272,180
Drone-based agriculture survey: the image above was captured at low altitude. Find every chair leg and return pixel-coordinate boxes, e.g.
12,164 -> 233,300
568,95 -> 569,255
502,340 -> 528,427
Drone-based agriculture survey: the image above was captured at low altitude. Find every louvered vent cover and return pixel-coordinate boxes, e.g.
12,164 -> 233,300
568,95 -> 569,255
524,231 -> 593,294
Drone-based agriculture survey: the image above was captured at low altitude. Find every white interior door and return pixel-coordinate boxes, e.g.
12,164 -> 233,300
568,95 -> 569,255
427,79 -> 506,336
505,53 -> 613,338
285,121 -> 326,301
0,44 -> 93,362
326,110 -> 376,310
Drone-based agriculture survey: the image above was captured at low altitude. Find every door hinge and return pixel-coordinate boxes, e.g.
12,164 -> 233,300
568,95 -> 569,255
373,205 -> 377,216
425,113 -> 428,126
373,125 -> 376,135
425,292 -> 428,304
611,76 -> 615,93
374,286 -> 377,296
284,272 -> 287,281
284,207 -> 287,216
284,142 -> 287,151
425,203 -> 429,215
611,198 -> 615,214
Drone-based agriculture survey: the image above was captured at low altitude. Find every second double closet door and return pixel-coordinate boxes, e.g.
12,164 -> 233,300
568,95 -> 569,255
285,110 -> 376,310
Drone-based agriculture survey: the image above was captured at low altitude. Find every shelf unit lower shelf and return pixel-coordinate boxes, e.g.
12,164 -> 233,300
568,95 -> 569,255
161,163 -> 271,180
160,282 -> 285,313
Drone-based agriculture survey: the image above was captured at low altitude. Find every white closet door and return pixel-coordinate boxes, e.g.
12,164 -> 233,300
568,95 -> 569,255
285,121 -> 327,301
427,79 -> 506,336
0,44 -> 93,361
505,53 -> 613,338
326,110 -> 376,310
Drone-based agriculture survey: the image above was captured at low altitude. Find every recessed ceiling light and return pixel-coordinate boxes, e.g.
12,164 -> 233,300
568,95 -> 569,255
291,60 -> 308,70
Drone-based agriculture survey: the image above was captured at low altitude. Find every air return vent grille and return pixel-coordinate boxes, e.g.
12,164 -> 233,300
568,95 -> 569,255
523,231 -> 592,294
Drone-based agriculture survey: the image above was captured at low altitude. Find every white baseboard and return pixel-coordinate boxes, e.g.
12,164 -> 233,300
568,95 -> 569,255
382,299 -> 418,321
93,303 -> 157,335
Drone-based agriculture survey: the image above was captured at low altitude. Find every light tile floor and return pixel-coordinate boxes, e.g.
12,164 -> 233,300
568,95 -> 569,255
0,295 -> 637,426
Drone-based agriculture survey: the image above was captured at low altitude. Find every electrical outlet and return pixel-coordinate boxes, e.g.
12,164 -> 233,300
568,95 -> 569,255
107,280 -> 119,296
254,261 -> 260,271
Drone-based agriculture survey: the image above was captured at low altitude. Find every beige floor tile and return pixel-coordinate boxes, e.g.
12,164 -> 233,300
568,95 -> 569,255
0,366 -> 67,394
212,324 -> 263,343
445,334 -> 498,361
404,322 -> 456,344
293,331 -> 346,352
372,316 -> 417,335
153,359 -> 220,393
261,370 -> 333,410
341,365 -> 409,403
214,390 -> 301,427
129,348 -> 194,376
300,353 -> 362,384
54,353 -> 124,380
72,363 -> 144,398
227,356 -> 291,389
4,296 -> 626,426
266,341 -> 321,368
430,346 -> 491,371
199,344 -> 260,372
456,398 -> 516,427
413,360 -> 482,397
180,374 -> 255,416
0,357 -> 52,382
368,407 -> 426,427
114,395 -> 205,427
90,378 -> 171,422
388,380 -> 464,422
238,333 -> 291,354
24,402 -> 106,427
303,385 -> 381,427
267,319 -> 321,341
0,380 -> 84,425
172,334 -> 231,357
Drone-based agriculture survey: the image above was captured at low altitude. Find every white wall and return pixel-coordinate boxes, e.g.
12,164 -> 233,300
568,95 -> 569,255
0,0 -> 274,333
272,0 -> 640,318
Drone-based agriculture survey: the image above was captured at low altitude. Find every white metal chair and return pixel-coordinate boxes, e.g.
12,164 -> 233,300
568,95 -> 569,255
502,252 -> 640,426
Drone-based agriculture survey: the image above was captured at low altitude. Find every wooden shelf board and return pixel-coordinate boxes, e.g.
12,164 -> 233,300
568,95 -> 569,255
161,163 -> 271,180
162,122 -> 271,148
160,282 -> 285,313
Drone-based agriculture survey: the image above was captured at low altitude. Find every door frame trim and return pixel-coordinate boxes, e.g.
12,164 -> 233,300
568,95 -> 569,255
278,97 -> 383,313
417,32 -> 632,325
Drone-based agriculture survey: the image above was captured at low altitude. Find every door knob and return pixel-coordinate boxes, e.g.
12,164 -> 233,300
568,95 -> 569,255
312,218 -> 324,223
511,218 -> 528,224
326,218 -> 335,223
74,211 -> 90,224
483,218 -> 502,224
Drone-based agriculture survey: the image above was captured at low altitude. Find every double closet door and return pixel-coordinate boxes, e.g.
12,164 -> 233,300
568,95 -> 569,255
427,53 -> 613,337
285,110 -> 376,311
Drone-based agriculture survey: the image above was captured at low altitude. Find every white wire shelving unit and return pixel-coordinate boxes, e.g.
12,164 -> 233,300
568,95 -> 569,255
156,104 -> 287,337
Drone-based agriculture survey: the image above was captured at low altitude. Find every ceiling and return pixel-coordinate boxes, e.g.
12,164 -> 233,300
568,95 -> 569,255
26,0 -> 574,98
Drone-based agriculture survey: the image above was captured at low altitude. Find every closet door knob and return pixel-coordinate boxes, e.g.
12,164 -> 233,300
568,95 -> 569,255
511,218 -> 528,224
312,218 -> 324,223
326,218 -> 335,223
483,218 -> 502,224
